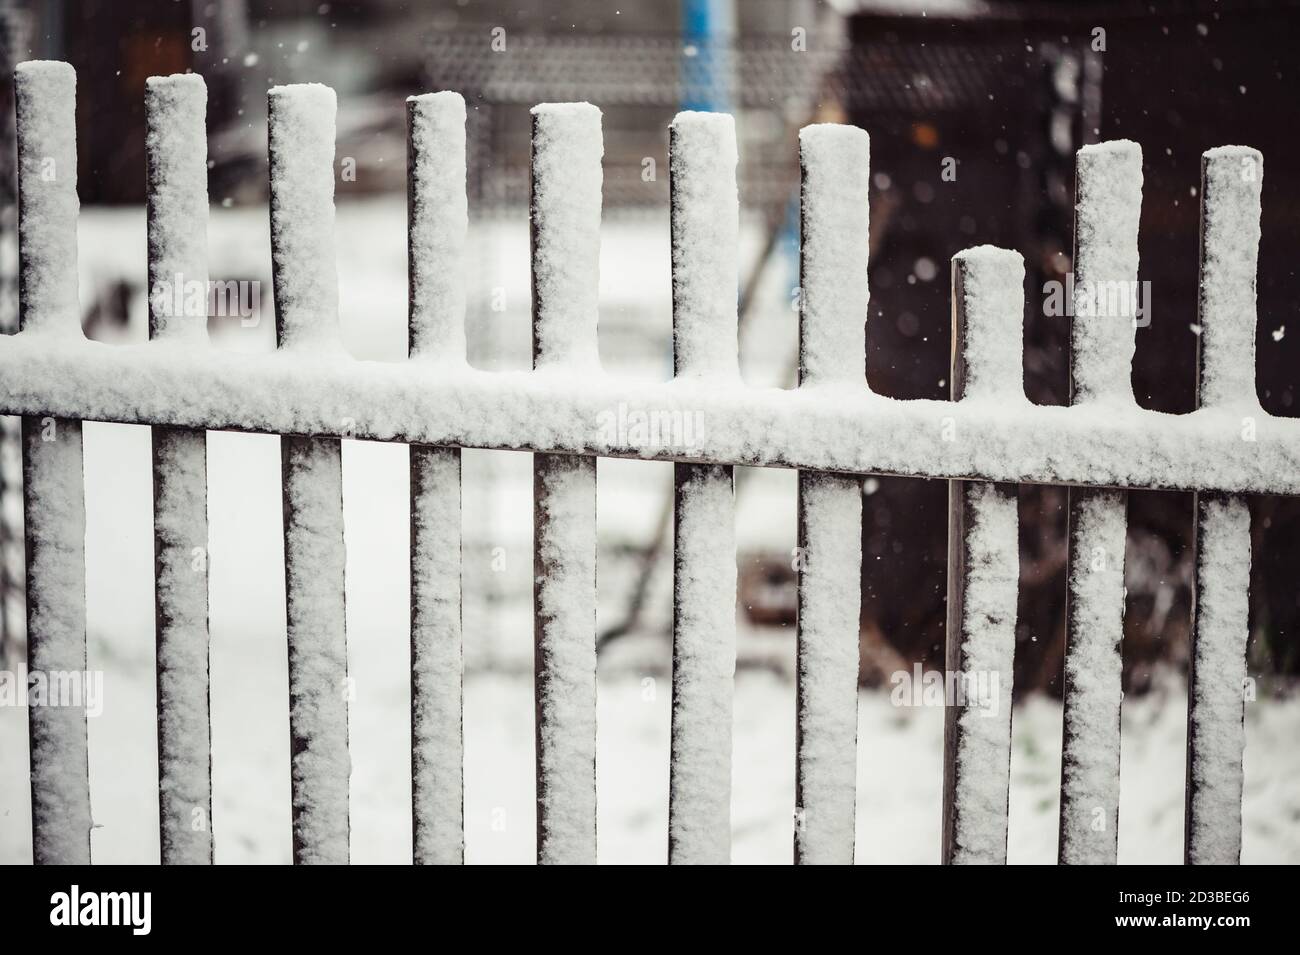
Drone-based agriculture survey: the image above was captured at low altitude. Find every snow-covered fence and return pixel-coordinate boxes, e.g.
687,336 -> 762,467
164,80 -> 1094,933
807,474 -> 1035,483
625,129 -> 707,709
1,60 -> 1274,865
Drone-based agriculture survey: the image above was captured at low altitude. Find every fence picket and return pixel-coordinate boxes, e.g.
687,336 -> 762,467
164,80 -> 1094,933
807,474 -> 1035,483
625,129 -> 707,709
529,102 -> 602,865
145,73 -> 213,866
1185,146 -> 1262,865
793,123 -> 870,865
1058,140 -> 1143,865
14,60 -> 91,866
268,83 -> 350,865
666,111 -> 739,866
407,91 -> 467,865
942,247 -> 1024,865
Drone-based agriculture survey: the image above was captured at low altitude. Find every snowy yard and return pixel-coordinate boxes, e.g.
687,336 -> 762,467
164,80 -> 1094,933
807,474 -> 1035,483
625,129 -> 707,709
0,425 -> 1297,864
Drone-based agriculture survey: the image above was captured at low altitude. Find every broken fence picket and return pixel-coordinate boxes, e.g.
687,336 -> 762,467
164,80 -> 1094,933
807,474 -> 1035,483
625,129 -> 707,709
2,61 -> 1272,866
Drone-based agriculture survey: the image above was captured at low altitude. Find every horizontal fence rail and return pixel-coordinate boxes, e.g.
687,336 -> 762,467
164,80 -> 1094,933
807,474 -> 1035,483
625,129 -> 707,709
1,59 -> 1271,865
1,339 -> 1294,494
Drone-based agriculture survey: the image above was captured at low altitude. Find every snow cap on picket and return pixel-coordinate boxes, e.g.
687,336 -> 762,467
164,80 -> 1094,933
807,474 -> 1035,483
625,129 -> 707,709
407,91 -> 468,362
1071,139 -> 1143,405
670,110 -> 739,379
268,83 -> 341,352
952,245 -> 1025,403
798,123 -> 870,387
15,60 -> 80,336
530,102 -> 603,371
145,73 -> 209,342
1198,145 -> 1263,410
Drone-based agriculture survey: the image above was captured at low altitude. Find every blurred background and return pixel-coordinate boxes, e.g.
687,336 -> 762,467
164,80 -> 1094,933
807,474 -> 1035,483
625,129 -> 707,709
0,0 -> 1297,863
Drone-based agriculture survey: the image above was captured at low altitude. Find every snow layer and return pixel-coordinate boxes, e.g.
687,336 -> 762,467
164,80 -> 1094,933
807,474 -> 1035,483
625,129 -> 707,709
6,336 -> 1300,494
1059,489 -> 1126,864
266,83 -> 352,863
268,84 -> 342,353
143,71 -> 214,865
954,246 -> 1026,402
533,454 -> 598,864
407,92 -> 467,361
14,61 -> 91,865
795,472 -> 862,864
145,74 -> 209,342
792,123 -> 869,863
670,112 -> 739,379
281,436 -> 350,864
530,103 -> 603,371
798,124 -> 869,387
669,464 -> 736,864
1187,495 -> 1250,864
15,61 -> 80,336
949,481 -> 1017,864
407,97 -> 469,861
410,445 -> 463,864
151,426 -> 211,864
1072,140 -> 1142,405
1199,147 -> 1263,409
21,417 -> 91,864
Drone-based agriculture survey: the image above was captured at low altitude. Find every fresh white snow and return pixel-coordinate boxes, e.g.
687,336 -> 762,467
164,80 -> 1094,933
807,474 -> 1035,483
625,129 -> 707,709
533,454 -> 598,864
669,111 -> 739,379
151,427 -> 212,864
1199,146 -> 1263,409
1055,143 -> 1142,863
953,246 -> 1026,403
1,65 -> 1288,868
528,103 -> 603,864
8,336 -> 1299,493
798,123 -> 869,387
3,429 -> 1296,865
268,83 -> 342,354
406,93 -> 469,864
795,472 -> 862,864
407,92 -> 468,363
949,481 -> 1018,864
669,464 -> 736,864
1059,489 -> 1126,864
14,61 -> 79,336
792,123 -> 869,864
144,72 -> 214,865
530,103 -> 603,371
145,74 -> 208,342
267,83 -> 351,864
1071,139 -> 1142,405
410,445 -> 463,864
13,60 -> 91,865
20,418 -> 91,864
1187,495 -> 1251,864
281,435 -> 350,864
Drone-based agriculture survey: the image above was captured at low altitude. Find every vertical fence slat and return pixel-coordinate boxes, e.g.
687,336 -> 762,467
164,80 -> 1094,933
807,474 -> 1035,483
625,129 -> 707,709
667,111 -> 738,865
942,247 -> 1024,865
1185,145 -> 1262,865
407,91 -> 467,865
1058,140 -> 1142,864
529,102 -> 601,865
268,83 -> 350,865
15,59 -> 91,866
145,73 -> 213,866
793,123 -> 869,865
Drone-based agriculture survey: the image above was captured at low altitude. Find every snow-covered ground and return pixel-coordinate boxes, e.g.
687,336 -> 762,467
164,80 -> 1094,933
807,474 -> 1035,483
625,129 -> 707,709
0,425 -> 1296,864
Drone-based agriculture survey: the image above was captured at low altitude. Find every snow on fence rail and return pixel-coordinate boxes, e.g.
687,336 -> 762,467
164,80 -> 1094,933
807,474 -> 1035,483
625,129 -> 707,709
1,60 -> 1269,865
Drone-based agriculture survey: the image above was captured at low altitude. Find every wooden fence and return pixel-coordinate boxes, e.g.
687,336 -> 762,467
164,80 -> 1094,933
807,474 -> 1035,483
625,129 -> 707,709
0,61 -> 1277,864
